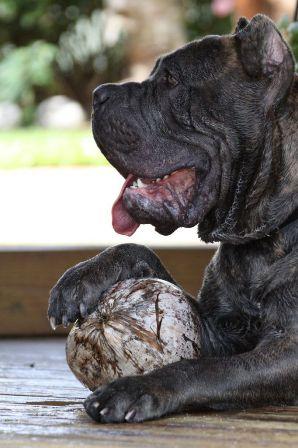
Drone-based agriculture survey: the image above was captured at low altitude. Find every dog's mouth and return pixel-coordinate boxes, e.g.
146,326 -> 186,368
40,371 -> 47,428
112,167 -> 197,236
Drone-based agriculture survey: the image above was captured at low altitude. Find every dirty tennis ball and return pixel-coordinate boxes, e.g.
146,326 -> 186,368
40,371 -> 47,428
66,278 -> 201,391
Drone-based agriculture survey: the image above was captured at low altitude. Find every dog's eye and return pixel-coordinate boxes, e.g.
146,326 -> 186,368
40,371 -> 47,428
163,72 -> 178,88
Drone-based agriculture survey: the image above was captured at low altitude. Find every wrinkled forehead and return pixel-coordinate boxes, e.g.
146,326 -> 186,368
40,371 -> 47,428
151,35 -> 234,82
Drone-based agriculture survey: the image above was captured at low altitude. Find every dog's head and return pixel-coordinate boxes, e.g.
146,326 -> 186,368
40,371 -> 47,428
92,15 -> 295,242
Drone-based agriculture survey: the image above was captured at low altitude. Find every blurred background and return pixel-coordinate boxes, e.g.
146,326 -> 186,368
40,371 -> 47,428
0,0 -> 297,248
0,0 -> 297,336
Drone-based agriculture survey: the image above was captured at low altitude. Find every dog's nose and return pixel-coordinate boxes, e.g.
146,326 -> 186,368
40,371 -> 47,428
93,85 -> 110,107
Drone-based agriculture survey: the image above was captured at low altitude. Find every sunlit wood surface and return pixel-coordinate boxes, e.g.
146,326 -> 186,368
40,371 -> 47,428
1,339 -> 297,447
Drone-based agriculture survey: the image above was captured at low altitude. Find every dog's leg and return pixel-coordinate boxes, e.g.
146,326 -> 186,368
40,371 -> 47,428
84,334 -> 297,423
48,244 -> 177,328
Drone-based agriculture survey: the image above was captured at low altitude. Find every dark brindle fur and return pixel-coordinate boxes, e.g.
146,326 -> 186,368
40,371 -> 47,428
48,15 -> 298,423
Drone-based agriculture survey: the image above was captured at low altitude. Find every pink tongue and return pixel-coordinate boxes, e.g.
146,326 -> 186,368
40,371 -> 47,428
112,174 -> 140,236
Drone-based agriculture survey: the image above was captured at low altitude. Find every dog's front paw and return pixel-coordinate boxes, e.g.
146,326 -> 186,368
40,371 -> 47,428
48,259 -> 105,328
84,375 -> 174,423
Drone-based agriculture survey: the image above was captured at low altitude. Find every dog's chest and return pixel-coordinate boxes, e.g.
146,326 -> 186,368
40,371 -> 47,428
198,233 -> 290,355
216,235 -> 287,303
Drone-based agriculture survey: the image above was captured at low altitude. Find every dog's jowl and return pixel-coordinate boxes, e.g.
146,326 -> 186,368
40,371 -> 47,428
48,14 -> 298,423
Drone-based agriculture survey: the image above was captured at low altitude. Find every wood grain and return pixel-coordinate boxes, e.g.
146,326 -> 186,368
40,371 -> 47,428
0,247 -> 215,336
0,339 -> 297,448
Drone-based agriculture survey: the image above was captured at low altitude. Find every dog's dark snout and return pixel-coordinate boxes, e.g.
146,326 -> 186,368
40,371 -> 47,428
93,85 -> 111,107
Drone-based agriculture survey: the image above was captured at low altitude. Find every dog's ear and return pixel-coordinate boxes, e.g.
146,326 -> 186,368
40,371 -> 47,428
235,14 -> 294,109
234,17 -> 249,34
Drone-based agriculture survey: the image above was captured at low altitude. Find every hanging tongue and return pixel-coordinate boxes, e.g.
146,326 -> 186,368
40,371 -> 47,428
112,174 -> 140,236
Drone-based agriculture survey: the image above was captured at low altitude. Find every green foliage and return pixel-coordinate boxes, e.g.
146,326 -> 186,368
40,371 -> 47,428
0,127 -> 109,168
0,41 -> 57,124
0,1 -> 103,46
278,16 -> 298,71
55,9 -> 128,112
287,22 -> 298,71
0,41 -> 56,101
183,0 -> 232,40
0,1 -> 127,122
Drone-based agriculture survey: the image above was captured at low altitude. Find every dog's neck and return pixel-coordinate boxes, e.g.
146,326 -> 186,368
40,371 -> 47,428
200,75 -> 298,244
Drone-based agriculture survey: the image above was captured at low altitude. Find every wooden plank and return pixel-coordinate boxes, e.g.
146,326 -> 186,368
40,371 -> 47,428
0,339 -> 297,448
0,247 -> 215,336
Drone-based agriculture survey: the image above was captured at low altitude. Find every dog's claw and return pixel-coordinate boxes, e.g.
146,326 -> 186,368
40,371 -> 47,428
49,317 -> 57,331
125,409 -> 136,422
62,315 -> 69,327
100,407 -> 109,416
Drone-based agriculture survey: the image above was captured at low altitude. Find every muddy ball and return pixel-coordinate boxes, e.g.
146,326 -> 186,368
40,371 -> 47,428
66,278 -> 201,391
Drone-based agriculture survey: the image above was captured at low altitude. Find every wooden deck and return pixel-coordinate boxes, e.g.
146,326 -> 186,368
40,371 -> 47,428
1,339 -> 297,448
0,247 -> 215,336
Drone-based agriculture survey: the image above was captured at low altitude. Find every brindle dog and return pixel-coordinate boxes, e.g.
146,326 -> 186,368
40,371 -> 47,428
48,15 -> 298,423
